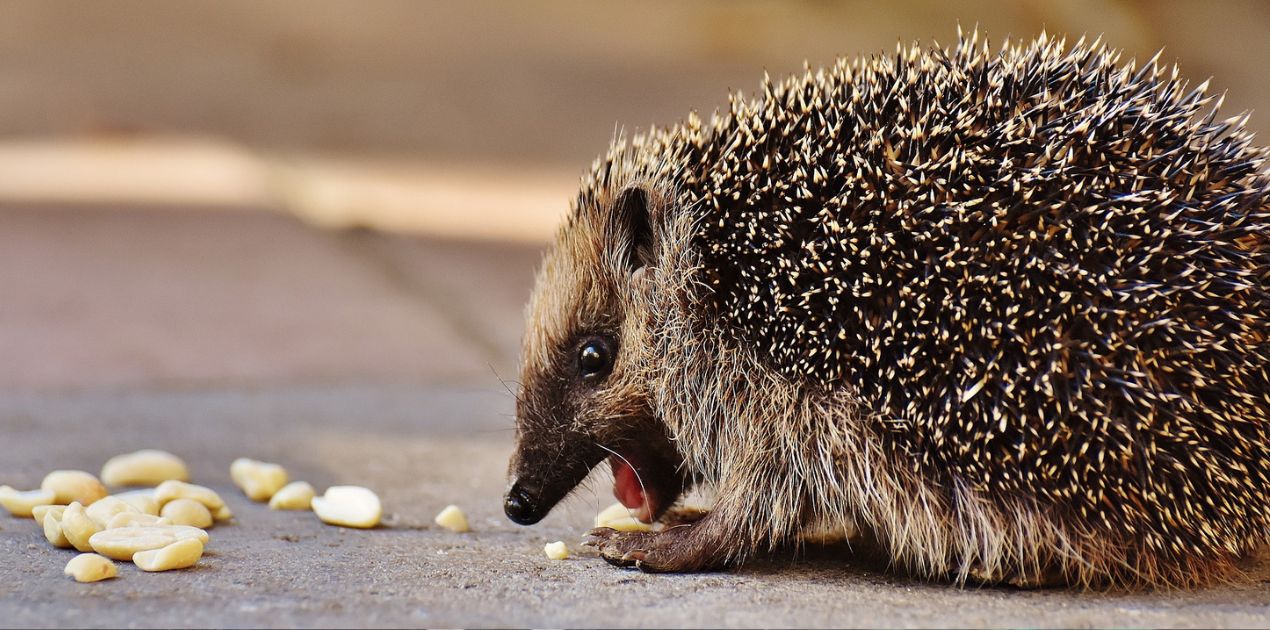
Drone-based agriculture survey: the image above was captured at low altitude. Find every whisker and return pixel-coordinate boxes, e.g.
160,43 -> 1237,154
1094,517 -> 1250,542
594,442 -> 647,520
489,364 -> 529,407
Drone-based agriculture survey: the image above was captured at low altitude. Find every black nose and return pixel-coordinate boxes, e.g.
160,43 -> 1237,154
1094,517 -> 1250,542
504,483 -> 542,525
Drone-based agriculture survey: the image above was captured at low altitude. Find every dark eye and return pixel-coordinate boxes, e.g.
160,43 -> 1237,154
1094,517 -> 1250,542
577,338 -> 614,380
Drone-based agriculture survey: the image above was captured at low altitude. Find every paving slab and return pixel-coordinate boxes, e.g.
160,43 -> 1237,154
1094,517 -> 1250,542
1,385 -> 1268,629
0,204 -> 535,391
345,230 -> 544,376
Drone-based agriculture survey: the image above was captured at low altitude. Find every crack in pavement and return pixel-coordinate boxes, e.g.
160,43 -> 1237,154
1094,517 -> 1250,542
330,228 -> 509,373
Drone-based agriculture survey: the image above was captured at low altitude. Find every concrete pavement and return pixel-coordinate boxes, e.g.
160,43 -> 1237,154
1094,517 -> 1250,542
0,204 -> 1267,628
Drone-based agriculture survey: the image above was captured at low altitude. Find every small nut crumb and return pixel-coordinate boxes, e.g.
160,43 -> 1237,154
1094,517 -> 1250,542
311,486 -> 381,529
268,481 -> 315,511
133,537 -> 203,572
594,502 -> 652,532
213,504 -> 233,521
0,486 -> 57,517
101,450 -> 189,487
61,502 -> 101,552
106,512 -> 169,529
160,499 -> 213,528
44,510 -> 72,548
112,490 -> 159,516
433,505 -> 469,533
154,481 -> 225,512
64,553 -> 117,583
41,470 -> 108,506
230,458 -> 289,502
544,541 -> 569,560
85,496 -> 140,528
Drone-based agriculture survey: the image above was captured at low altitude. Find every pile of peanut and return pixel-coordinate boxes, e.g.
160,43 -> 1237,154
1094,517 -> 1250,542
3,449 -> 540,583
0,450 -> 470,584
0,452 -> 221,582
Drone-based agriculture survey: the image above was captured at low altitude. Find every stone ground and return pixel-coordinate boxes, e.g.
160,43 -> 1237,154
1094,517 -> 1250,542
1,204 -> 1268,629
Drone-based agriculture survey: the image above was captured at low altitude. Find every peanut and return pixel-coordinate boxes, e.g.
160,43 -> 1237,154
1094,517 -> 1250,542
268,481 -> 315,511
106,512 -> 169,529
85,496 -> 140,528
154,480 -> 225,512
41,470 -> 107,506
543,541 -> 569,560
133,538 -> 203,572
230,458 -> 288,502
311,486 -> 381,529
594,502 -> 652,533
167,524 -> 211,544
100,449 -> 189,487
89,528 -> 176,560
160,498 -> 213,528
44,510 -> 72,548
61,502 -> 101,552
87,525 -> 207,561
32,504 -> 64,524
433,505 -> 469,533
64,553 -> 117,583
0,486 -> 57,517
113,490 -> 160,516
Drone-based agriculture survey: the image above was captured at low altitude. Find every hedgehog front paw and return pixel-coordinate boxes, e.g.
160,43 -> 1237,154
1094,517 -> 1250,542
585,527 -> 655,568
585,524 -> 725,573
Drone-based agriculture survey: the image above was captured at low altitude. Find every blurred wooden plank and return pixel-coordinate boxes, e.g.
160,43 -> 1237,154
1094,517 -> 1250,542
0,138 -> 574,243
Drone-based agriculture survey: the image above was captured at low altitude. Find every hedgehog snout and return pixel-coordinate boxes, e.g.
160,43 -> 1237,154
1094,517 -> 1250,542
503,481 -> 542,525
504,426 -> 609,527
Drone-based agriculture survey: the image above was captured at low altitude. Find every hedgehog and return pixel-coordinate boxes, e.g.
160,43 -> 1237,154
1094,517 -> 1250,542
502,31 -> 1270,589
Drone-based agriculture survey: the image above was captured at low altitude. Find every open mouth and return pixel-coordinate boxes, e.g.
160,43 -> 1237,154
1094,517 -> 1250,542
609,452 -> 661,523
505,414 -> 688,528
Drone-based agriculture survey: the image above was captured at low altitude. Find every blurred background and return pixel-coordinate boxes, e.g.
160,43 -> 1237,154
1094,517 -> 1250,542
2,0 -> 1268,392
3,5 -> 1268,625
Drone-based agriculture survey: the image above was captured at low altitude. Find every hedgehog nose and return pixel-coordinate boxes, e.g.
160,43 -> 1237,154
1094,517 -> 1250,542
504,482 -> 542,525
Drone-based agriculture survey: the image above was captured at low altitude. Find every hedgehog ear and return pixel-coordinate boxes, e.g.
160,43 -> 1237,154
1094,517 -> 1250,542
612,185 -> 656,276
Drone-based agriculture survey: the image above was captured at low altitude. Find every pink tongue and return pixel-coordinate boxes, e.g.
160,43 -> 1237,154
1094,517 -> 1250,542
612,458 -> 651,521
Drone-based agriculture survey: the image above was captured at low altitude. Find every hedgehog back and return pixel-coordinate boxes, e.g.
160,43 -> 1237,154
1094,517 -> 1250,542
667,38 -> 1270,570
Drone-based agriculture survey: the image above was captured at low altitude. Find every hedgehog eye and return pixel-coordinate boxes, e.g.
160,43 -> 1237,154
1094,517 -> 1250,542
577,338 -> 614,381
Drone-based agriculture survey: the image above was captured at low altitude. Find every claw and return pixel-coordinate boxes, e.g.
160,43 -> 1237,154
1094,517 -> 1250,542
636,559 -> 672,574
587,527 -> 654,569
583,527 -> 618,548
601,552 -> 638,568
582,514 -> 724,573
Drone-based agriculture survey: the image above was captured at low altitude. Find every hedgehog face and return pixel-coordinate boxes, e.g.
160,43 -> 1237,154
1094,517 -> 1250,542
504,186 -> 689,526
